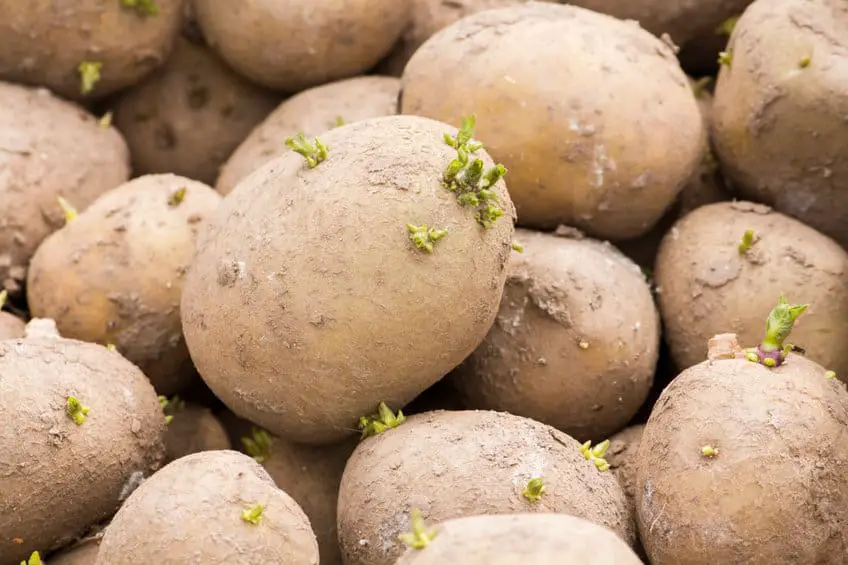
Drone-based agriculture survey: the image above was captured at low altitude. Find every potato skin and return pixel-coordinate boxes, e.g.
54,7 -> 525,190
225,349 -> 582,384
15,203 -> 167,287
337,410 -> 635,565
27,174 -> 222,395
181,115 -> 516,444
607,424 -> 645,513
47,539 -> 101,565
94,450 -> 319,565
216,76 -> 400,195
0,312 -> 25,340
711,0 -> 848,248
654,200 -> 848,376
0,336 -> 165,564
0,81 -> 130,294
400,2 -> 703,239
449,228 -> 659,441
636,350 -> 848,564
164,402 -> 231,463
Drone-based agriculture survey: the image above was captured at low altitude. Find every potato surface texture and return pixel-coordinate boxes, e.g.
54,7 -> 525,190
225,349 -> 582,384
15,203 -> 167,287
47,539 -> 102,565
0,312 -> 25,340
164,402 -> 231,463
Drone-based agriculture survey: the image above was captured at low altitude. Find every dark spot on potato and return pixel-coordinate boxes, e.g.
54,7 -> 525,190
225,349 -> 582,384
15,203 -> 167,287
154,123 -> 176,150
187,85 -> 209,109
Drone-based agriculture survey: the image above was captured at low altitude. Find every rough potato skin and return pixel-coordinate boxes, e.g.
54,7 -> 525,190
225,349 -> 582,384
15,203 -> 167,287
607,424 -> 645,513
47,538 -> 102,565
0,312 -> 25,340
394,513 -> 643,565
400,2 -> 703,239
449,228 -> 659,441
192,0 -> 410,92
27,174 -> 222,395
0,336 -> 166,564
636,351 -> 848,564
181,115 -> 516,444
654,200 -> 848,377
94,450 -> 319,565
164,402 -> 231,463
0,0 -> 182,101
216,76 -> 401,195
113,37 -> 280,185
711,0 -> 848,248
337,410 -> 635,565
0,81 -> 130,295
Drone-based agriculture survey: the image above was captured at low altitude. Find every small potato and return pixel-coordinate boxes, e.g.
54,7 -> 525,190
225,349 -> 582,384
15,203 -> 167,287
607,424 -> 645,512
94,450 -> 319,564
47,538 -> 101,565
0,292 -> 25,340
163,401 -> 231,463
216,76 -> 400,195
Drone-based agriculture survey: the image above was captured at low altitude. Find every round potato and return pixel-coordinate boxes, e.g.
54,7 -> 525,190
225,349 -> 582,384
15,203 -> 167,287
216,75 -> 400,195
163,400 -> 231,463
47,538 -> 102,565
181,114 -> 516,444
400,2 -> 703,239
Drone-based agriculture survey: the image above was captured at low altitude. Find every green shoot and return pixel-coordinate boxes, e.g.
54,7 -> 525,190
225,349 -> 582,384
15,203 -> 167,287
701,445 -> 719,457
57,196 -> 78,223
119,0 -> 158,16
99,111 -> 113,128
579,439 -> 611,472
738,229 -> 756,254
66,397 -> 90,425
20,551 -> 42,565
334,115 -> 345,127
78,61 -> 102,95
511,241 -> 524,253
744,294 -> 808,367
241,503 -> 264,525
718,51 -> 733,67
168,186 -> 187,207
398,508 -> 437,550
358,401 -> 406,438
578,340 -> 590,350
242,427 -> 274,463
716,15 -> 739,36
105,343 -> 117,352
522,477 -> 546,502
825,370 -> 837,380
0,289 -> 7,310
407,224 -> 448,254
799,56 -> 811,68
691,76 -> 712,98
285,132 -> 328,168
158,395 -> 184,425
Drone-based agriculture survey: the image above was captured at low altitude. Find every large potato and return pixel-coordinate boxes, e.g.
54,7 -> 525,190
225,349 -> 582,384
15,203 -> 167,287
400,2 -> 703,239
181,115 -> 516,444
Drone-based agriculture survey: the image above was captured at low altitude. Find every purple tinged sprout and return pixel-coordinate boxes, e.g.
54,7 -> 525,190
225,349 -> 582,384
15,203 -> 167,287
744,294 -> 808,367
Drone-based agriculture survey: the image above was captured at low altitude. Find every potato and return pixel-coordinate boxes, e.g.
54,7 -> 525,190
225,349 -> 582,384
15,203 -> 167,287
192,0 -> 409,92
0,0 -> 183,101
163,400 -> 231,463
711,0 -> 848,248
337,410 -> 635,565
449,228 -> 660,441
636,332 -> 848,564
394,513 -> 643,565
94,450 -> 319,564
27,174 -> 222,395
216,76 -> 401,195
47,538 -> 101,565
0,81 -> 130,295
654,200 -> 848,377
0,321 -> 166,564
607,424 -> 645,512
181,114 -> 516,444
113,37 -> 280,185
400,2 -> 704,239
0,291 -> 25,340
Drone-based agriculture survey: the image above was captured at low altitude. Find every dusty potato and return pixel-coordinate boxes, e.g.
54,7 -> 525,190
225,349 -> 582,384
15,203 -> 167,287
216,75 -> 400,195
401,2 -> 704,239
27,174 -> 222,395
0,0 -> 183,101
94,450 -> 319,564
0,321 -> 166,565
113,37 -> 280,185
607,424 -> 645,512
181,114 -> 516,444
0,81 -> 130,295
47,538 -> 102,565
449,228 -> 660,441
337,410 -> 635,565
163,400 -> 231,463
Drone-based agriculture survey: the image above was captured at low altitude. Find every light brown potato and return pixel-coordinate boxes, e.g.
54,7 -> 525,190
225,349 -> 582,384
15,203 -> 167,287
113,37 -> 280,185
27,174 -> 221,395
216,75 -> 400,195
0,81 -> 130,295
181,115 -> 516,445
0,312 -> 25,340
607,424 -> 645,512
449,228 -> 660,441
164,401 -> 231,463
47,538 -> 101,565
400,2 -> 703,239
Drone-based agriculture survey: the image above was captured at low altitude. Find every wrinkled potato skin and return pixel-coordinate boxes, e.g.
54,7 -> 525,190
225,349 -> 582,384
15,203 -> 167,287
0,312 -> 25,340
337,410 -> 635,565
164,402 -> 231,463
450,229 -> 659,441
607,424 -> 645,512
216,76 -> 400,195
654,201 -> 848,376
94,450 -> 319,565
0,81 -> 130,295
0,337 -> 165,564
47,539 -> 101,565
0,0 -> 183,101
636,352 -> 848,564
182,115 -> 516,445
711,0 -> 848,248
192,0 -> 409,92
401,3 -> 703,239
27,174 -> 222,395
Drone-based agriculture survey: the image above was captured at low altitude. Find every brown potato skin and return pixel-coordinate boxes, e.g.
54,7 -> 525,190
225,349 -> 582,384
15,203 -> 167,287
181,115 -> 516,445
607,424 -> 645,513
0,336 -> 166,565
337,410 -> 635,565
0,0 -> 182,101
0,81 -> 130,295
0,312 -> 25,340
113,37 -> 280,185
654,200 -> 848,376
636,351 -> 848,564
27,174 -> 222,395
216,76 -> 400,195
47,539 -> 101,565
94,450 -> 319,565
449,228 -> 659,441
192,0 -> 410,92
400,2 -> 703,239
711,0 -> 848,248
164,402 -> 231,463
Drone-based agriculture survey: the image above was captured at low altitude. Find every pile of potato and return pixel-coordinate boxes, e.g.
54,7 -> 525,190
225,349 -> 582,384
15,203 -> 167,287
1,1 -> 847,564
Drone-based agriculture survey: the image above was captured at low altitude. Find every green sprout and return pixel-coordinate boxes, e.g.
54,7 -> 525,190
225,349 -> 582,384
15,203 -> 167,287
718,51 -> 733,67
334,115 -> 346,128
579,439 -> 611,472
0,289 -> 7,311
20,551 -> 42,565
105,343 -> 117,352
738,229 -> 757,254
168,186 -> 187,207
66,397 -> 90,425
78,61 -> 102,95
522,477 -> 546,502
242,427 -> 274,463
285,132 -> 328,168
158,395 -> 184,425
511,240 -> 524,253
799,56 -> 811,68
691,76 -> 712,98
716,15 -> 739,36
744,294 -> 808,367
825,370 -> 837,380
407,224 -> 448,254
701,445 -> 719,457
120,0 -> 158,16
99,111 -> 113,128
358,401 -> 406,438
241,503 -> 264,525
398,508 -> 437,550
57,196 -> 78,223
